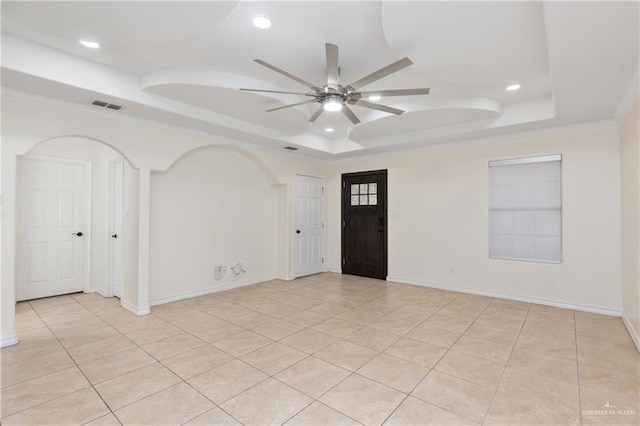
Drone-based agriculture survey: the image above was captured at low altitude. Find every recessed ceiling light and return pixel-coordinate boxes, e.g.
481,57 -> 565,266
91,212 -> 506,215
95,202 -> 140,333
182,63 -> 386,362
79,40 -> 100,49
253,17 -> 272,29
368,95 -> 381,101
506,84 -> 521,91
325,128 -> 334,133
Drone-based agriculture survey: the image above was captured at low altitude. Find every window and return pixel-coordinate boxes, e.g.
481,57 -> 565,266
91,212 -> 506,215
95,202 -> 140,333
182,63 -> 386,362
350,182 -> 378,206
489,155 -> 562,263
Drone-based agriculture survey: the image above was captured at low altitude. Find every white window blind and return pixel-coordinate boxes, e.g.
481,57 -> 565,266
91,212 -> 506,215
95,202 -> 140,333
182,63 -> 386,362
489,155 -> 562,263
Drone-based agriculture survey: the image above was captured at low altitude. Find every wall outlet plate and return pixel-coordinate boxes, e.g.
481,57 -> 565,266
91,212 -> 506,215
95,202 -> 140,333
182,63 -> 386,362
215,265 -> 227,280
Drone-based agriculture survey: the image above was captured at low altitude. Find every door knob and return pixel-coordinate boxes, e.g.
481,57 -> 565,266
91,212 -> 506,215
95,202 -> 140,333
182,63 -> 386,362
72,232 -> 83,237
296,230 -> 301,234
112,234 -> 118,238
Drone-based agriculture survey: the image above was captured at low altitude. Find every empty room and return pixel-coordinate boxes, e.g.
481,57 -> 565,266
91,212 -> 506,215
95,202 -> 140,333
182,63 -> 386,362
1,1 -> 639,425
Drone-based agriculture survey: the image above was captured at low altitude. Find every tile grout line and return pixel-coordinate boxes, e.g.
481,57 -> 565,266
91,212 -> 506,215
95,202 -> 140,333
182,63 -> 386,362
10,297 -> 123,425
8,277 -> 613,425
478,301 -> 533,425
574,310 -> 585,426
390,295 -> 501,425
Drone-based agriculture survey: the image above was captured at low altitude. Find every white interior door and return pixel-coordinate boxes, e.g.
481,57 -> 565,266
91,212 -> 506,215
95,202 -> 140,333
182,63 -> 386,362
107,158 -> 124,298
293,175 -> 324,278
17,156 -> 89,301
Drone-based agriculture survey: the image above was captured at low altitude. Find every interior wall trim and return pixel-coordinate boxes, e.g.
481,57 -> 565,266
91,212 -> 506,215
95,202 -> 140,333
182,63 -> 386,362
615,66 -> 639,122
92,288 -> 107,298
149,275 -> 277,306
1,88 -> 325,165
387,275 -> 622,317
622,315 -> 640,353
330,119 -> 619,165
2,88 -> 620,165
277,275 -> 295,281
1,335 -> 19,348
120,300 -> 151,316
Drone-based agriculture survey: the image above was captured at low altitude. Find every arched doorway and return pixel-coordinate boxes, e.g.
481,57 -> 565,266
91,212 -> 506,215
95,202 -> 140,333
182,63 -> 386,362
17,136 -> 135,301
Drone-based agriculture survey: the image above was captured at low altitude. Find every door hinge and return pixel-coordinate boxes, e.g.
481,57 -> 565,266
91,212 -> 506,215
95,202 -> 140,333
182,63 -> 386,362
322,257 -> 324,264
342,181 -> 345,188
342,258 -> 345,265
322,222 -> 324,229
342,220 -> 345,227
322,186 -> 325,194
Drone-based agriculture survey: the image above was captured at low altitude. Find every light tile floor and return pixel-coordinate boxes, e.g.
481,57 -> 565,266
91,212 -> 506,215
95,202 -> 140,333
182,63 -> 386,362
2,273 -> 639,425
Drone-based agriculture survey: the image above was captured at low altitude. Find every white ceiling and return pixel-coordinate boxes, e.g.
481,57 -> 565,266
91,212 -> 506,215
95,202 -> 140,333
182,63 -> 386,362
2,1 -> 638,159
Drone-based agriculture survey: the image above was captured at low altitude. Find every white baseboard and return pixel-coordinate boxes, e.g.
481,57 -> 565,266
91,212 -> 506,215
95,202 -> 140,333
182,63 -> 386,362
149,275 -> 277,306
325,267 -> 342,274
120,300 -> 150,316
387,276 -> 622,317
1,335 -> 19,348
622,315 -> 640,353
91,288 -> 107,298
277,275 -> 295,281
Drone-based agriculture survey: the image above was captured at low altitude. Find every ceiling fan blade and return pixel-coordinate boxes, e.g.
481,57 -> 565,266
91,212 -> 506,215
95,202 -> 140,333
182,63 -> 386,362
308,106 -> 324,122
240,88 -> 315,96
352,88 -> 430,99
345,57 -> 413,92
341,105 -> 361,124
254,59 -> 320,91
352,99 -> 404,115
266,99 -> 317,112
326,43 -> 339,86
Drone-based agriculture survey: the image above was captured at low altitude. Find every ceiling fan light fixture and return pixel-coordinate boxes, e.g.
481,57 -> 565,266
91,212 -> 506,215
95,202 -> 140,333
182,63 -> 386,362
79,40 -> 100,49
325,127 -> 334,132
506,84 -> 521,91
368,95 -> 381,101
323,95 -> 343,112
252,16 -> 272,29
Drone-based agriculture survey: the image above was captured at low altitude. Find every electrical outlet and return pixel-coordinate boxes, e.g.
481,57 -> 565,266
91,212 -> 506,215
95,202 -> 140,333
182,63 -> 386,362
231,262 -> 246,275
214,265 -> 227,280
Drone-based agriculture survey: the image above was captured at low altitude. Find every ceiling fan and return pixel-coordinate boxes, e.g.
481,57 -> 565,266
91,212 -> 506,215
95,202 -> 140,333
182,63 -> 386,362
240,43 -> 430,124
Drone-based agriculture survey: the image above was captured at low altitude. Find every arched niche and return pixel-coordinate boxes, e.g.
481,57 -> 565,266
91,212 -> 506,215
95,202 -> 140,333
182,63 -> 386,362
164,143 -> 282,187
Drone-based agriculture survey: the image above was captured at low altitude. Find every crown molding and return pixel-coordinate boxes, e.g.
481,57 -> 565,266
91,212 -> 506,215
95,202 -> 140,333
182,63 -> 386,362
327,119 -> 619,165
1,88 -> 330,163
1,88 -> 621,166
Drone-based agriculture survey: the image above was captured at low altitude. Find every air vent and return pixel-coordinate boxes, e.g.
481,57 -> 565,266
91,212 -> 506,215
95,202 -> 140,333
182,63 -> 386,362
284,146 -> 298,151
91,100 -> 123,111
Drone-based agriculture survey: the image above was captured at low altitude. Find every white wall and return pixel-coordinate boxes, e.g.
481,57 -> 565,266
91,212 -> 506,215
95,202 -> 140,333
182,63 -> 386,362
1,95 -> 325,345
327,125 -> 623,313
620,96 -> 640,349
1,92 -> 630,347
149,146 -> 280,304
121,166 -> 140,311
28,138 -> 122,295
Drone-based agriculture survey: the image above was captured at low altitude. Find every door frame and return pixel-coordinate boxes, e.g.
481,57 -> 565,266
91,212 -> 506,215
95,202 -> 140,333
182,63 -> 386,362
341,169 -> 388,280
106,157 -> 124,298
16,154 -> 93,298
291,174 -> 325,279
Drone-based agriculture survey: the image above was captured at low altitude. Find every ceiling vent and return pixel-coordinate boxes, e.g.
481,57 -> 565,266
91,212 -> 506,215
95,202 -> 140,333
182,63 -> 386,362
91,100 -> 122,110
284,146 -> 299,151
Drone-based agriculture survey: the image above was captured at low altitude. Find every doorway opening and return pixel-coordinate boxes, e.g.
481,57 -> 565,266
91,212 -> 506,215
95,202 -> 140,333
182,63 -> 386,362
16,137 -> 127,301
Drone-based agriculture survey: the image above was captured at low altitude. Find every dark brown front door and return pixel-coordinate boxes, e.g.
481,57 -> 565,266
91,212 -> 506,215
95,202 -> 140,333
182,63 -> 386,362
341,170 -> 387,280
